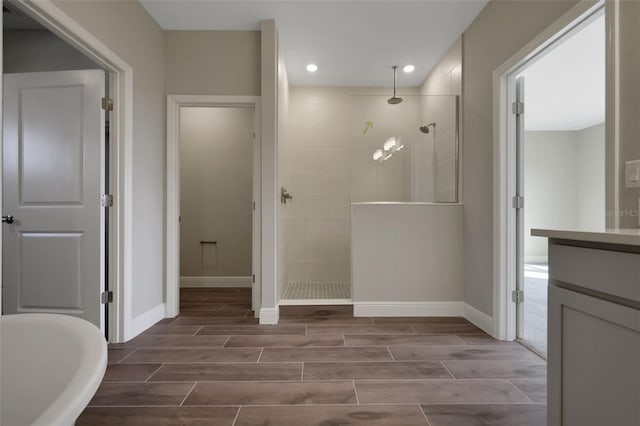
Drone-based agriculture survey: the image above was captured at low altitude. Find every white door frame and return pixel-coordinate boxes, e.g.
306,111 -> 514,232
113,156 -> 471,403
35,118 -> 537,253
166,95 -> 262,318
2,0 -> 134,342
491,0 -> 611,340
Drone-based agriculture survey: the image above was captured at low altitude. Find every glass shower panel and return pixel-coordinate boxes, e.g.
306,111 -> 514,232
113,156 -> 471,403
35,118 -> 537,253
349,94 -> 458,203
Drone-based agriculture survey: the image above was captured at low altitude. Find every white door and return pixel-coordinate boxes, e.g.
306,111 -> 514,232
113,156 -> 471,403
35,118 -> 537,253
2,70 -> 105,330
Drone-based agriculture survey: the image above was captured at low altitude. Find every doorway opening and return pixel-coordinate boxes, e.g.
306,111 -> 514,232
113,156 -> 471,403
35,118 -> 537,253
180,107 -> 255,311
1,0 -> 134,342
166,96 -> 262,318
1,2 -> 112,337
496,3 -> 607,356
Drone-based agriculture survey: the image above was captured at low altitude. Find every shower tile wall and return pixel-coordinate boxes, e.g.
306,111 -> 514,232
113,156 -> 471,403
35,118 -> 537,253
349,90 -> 421,203
281,87 -> 421,285
282,88 -> 350,284
280,38 -> 462,291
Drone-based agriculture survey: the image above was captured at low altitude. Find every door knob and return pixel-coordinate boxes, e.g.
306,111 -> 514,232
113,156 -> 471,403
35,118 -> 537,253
2,215 -> 15,224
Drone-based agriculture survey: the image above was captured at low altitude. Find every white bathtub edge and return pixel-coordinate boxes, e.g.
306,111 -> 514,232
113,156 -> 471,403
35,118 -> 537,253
17,315 -> 108,426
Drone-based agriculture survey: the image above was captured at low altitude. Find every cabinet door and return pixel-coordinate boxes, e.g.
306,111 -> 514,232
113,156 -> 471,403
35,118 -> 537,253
548,285 -> 640,426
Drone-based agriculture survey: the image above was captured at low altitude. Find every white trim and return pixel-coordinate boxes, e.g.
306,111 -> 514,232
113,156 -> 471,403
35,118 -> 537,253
166,95 -> 262,319
180,276 -> 252,288
130,303 -> 166,338
280,299 -> 352,306
10,0 -> 134,343
165,96 -> 179,317
259,306 -> 279,324
524,256 -> 548,264
492,0 -> 605,341
464,303 -> 496,337
252,101 -> 263,315
353,302 -> 464,317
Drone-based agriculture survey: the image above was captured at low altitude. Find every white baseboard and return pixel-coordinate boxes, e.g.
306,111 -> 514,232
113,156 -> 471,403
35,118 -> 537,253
353,301 -> 464,317
464,303 -> 495,337
524,256 -> 548,264
180,276 -> 252,288
129,303 -> 165,339
259,306 -> 279,324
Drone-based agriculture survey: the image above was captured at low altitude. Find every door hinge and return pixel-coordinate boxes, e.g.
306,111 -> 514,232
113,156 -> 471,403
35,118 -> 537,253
512,196 -> 524,209
101,97 -> 114,112
253,201 -> 256,211
512,102 -> 524,115
512,289 -> 524,304
253,130 -> 256,139
101,291 -> 114,304
252,274 -> 255,284
101,194 -> 114,207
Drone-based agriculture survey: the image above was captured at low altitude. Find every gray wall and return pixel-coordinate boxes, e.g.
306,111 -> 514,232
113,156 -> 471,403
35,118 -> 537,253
52,0 -> 166,319
524,124 -> 605,261
462,0 -> 579,316
577,123 -> 606,230
3,30 -> 99,73
180,107 -> 253,278
617,1 -> 640,228
524,130 -> 581,260
352,204 -> 463,303
165,30 -> 261,96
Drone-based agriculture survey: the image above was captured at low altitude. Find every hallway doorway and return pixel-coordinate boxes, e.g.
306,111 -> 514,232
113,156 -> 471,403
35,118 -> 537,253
179,107 -> 255,306
166,96 -> 262,318
509,9 -> 606,357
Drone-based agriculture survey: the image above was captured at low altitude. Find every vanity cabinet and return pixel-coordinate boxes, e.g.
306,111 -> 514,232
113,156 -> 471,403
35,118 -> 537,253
548,285 -> 639,426
532,230 -> 640,426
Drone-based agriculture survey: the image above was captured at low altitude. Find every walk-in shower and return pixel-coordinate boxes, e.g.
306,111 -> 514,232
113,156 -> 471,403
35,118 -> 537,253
279,87 -> 460,305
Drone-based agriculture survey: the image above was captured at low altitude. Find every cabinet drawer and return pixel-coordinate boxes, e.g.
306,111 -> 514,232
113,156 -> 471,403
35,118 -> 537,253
549,243 -> 640,303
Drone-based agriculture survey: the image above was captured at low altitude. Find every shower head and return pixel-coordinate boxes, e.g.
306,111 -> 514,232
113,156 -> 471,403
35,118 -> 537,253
387,66 -> 403,105
419,123 -> 436,134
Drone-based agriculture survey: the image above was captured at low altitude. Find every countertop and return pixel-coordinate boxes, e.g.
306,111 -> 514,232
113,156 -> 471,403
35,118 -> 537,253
531,228 -> 640,247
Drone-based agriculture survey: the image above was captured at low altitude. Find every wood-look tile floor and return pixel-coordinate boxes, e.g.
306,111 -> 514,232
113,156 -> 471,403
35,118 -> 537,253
78,288 -> 547,426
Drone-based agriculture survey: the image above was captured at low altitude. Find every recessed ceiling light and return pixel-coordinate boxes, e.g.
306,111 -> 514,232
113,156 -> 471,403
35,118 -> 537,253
403,65 -> 415,73
306,64 -> 318,72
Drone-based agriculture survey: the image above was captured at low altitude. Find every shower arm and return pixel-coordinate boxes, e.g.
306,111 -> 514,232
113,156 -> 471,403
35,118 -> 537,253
393,66 -> 398,98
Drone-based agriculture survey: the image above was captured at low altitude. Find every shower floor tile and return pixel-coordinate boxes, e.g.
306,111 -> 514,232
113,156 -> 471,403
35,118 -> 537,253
281,281 -> 351,304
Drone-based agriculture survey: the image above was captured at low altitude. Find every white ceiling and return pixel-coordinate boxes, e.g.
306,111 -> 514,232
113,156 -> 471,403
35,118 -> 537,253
140,0 -> 488,87
522,14 -> 605,131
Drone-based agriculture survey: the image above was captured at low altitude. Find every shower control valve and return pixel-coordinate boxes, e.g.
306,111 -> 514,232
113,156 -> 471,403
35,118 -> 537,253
281,187 -> 293,204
